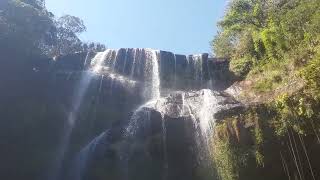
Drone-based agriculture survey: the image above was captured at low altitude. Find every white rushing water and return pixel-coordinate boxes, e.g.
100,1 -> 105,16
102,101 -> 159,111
48,52 -> 106,180
70,48 -> 224,180
91,49 -> 162,98
125,48 -> 162,135
72,48 -> 163,180
124,89 -> 222,175
148,49 -> 161,100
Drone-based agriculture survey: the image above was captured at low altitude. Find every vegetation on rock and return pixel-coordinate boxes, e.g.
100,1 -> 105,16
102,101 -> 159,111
0,0 -> 105,62
212,0 -> 320,81
211,1 -> 320,179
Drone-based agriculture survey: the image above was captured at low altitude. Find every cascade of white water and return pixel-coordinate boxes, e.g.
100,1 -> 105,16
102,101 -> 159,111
71,49 -> 225,180
70,48 -> 163,180
112,50 -> 118,73
142,49 -> 161,100
91,50 -> 109,73
83,51 -> 90,68
130,49 -> 137,78
173,54 -> 177,89
206,59 -> 214,89
194,54 -> 203,83
92,49 -> 137,88
198,90 -> 216,137
157,90 -> 216,141
188,90 -> 221,167
126,48 -> 162,135
122,49 -> 129,73
150,49 -> 161,100
48,52 -> 107,180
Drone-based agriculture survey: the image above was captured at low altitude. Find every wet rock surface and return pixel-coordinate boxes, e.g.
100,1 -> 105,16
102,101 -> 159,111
75,89 -> 243,180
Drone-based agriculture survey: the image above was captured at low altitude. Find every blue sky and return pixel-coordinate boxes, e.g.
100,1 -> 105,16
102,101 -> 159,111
46,0 -> 227,55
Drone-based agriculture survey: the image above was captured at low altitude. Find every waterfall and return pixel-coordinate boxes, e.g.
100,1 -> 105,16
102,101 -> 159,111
148,49 -> 161,100
197,90 -> 216,138
173,54 -> 177,89
125,48 -> 162,135
206,59 -> 214,89
48,52 -> 107,180
191,54 -> 204,85
91,48 -> 162,99
71,48 -> 163,180
83,52 -> 90,68
66,48 -> 232,180
130,50 -> 137,78
92,50 -> 109,73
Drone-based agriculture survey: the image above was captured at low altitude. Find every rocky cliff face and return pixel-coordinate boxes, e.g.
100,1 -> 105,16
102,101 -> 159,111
3,47 -> 319,180
54,48 -> 233,90
4,48 -> 319,180
71,90 -> 243,180
55,49 -> 320,180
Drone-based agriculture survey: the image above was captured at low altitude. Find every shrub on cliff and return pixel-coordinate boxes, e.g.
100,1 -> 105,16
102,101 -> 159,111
212,0 -> 320,80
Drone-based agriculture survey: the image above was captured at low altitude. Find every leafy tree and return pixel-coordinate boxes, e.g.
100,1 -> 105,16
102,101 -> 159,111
0,0 -> 55,58
0,0 -> 105,61
211,31 -> 235,58
212,0 -> 320,78
21,0 -> 45,9
50,15 -> 87,56
82,42 -> 106,52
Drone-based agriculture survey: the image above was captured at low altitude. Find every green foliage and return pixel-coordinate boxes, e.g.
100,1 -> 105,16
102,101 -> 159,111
211,31 -> 234,57
230,56 -> 253,78
212,113 -> 267,180
213,2 -> 320,146
213,100 -> 320,180
300,52 -> 320,99
219,0 -> 266,32
273,92 -> 319,136
0,0 -> 54,57
50,15 -> 87,56
271,49 -> 320,137
244,109 -> 265,167
213,138 -> 240,180
252,120 -> 264,166
0,0 -> 105,60
212,0 -> 320,79
253,78 -> 274,92
212,122 -> 249,180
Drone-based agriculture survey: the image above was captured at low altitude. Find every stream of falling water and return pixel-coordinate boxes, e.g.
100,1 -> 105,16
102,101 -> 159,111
70,48 -> 164,180
48,52 -> 107,180
150,49 -> 161,100
126,49 -> 161,135
70,49 -> 218,180
124,48 -> 169,180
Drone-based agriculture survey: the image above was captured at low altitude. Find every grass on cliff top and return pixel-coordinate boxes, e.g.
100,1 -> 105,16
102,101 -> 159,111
236,48 -> 318,103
